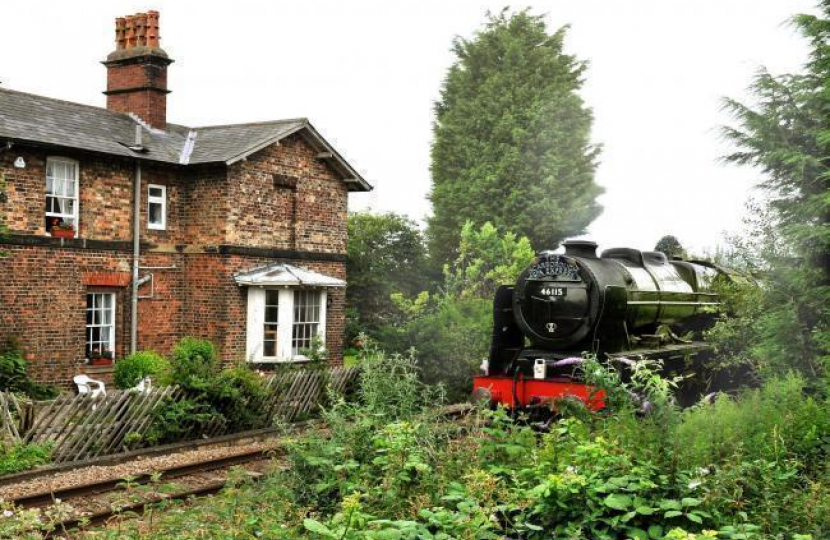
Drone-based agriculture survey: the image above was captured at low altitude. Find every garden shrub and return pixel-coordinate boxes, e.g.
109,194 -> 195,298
0,442 -> 52,476
143,396 -> 218,446
207,367 -> 268,431
143,339 -> 272,444
113,350 -> 171,389
0,340 -> 58,400
377,296 -> 491,402
169,337 -> 219,389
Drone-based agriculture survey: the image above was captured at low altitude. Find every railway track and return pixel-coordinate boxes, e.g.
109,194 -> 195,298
3,405 -> 474,538
36,449 -> 272,538
11,446 -> 270,509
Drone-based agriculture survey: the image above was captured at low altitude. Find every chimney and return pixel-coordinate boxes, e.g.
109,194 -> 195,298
103,11 -> 172,129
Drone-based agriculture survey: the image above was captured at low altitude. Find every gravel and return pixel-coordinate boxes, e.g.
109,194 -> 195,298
0,437 -> 282,502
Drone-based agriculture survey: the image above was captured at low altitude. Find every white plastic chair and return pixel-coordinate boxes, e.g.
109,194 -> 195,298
73,374 -> 107,400
132,376 -> 153,394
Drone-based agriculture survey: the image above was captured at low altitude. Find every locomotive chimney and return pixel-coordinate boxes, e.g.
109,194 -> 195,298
563,240 -> 598,258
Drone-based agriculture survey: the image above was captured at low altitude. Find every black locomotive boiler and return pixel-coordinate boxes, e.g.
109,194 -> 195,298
473,240 -> 741,411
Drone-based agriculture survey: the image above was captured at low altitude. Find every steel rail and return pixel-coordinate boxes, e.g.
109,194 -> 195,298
43,478 -> 235,539
12,447 -> 272,509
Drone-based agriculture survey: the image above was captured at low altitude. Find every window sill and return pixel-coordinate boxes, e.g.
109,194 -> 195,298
84,365 -> 114,375
252,357 -> 312,364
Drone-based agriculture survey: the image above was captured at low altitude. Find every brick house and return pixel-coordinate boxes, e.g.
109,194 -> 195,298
0,11 -> 371,386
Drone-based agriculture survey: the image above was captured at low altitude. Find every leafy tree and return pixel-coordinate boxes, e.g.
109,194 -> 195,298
380,223 -> 534,400
346,212 -> 428,338
717,2 -> 829,378
428,9 -> 603,267
443,220 -> 535,299
654,235 -> 686,259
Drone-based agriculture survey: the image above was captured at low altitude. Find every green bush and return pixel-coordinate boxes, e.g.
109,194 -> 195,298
169,337 -> 219,389
113,351 -> 171,389
143,396 -> 219,446
377,296 -> 491,402
0,442 -> 52,476
207,367 -> 268,431
0,340 -> 58,400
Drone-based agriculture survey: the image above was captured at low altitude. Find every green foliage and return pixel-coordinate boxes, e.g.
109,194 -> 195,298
0,340 -> 58,399
346,212 -> 430,339
379,297 -> 490,403
443,221 -> 535,300
49,363 -> 827,540
673,374 -> 829,474
143,338 -> 272,445
720,3 -> 830,379
428,8 -> 602,267
113,351 -> 171,389
143,396 -> 217,446
706,212 -> 827,380
0,442 -> 52,476
655,235 -> 687,259
376,223 -> 531,402
169,337 -> 219,389
207,367 -> 268,431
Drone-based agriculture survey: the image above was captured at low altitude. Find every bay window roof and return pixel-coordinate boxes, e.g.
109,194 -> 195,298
233,263 -> 345,288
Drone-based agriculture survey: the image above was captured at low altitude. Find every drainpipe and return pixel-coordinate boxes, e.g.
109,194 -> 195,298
131,125 -> 142,354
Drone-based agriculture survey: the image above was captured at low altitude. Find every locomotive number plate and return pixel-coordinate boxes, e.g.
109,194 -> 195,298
540,287 -> 566,297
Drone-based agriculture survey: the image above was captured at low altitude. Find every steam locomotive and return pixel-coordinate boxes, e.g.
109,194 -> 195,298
473,240 -> 743,412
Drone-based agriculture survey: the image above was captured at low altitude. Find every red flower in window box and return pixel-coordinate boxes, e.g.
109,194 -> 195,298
50,223 -> 76,239
89,350 -> 114,366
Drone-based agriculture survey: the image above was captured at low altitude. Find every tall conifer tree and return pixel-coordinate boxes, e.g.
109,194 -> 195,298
428,9 -> 602,267
720,1 -> 829,376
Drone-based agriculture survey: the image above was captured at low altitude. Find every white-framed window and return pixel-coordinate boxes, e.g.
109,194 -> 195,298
292,290 -> 321,356
45,157 -> 79,235
263,289 -> 280,358
86,292 -> 115,359
147,184 -> 166,230
246,288 -> 327,363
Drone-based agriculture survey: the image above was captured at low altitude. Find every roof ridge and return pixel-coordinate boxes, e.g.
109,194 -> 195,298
194,118 -> 307,130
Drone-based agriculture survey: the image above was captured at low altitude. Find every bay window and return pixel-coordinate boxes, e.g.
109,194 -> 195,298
237,263 -> 343,363
246,287 -> 327,362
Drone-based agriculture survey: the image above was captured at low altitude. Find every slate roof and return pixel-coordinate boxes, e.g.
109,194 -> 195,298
0,87 -> 371,191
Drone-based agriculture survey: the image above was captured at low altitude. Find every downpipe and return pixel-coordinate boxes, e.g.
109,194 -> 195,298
131,158 -> 140,355
130,125 -> 143,355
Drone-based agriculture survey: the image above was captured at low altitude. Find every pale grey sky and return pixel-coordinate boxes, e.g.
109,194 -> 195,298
1,1 -> 815,254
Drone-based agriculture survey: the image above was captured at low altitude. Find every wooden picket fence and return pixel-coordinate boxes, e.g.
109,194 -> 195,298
0,365 -> 358,464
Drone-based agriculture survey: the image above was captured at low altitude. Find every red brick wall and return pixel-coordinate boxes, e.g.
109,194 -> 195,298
0,244 -> 133,385
227,134 -> 348,254
105,58 -> 169,129
0,137 -> 350,386
0,149 -> 185,243
180,254 -> 346,367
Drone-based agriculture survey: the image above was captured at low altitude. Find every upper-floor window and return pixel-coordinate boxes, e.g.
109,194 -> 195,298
148,184 -> 166,230
45,157 -> 79,235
